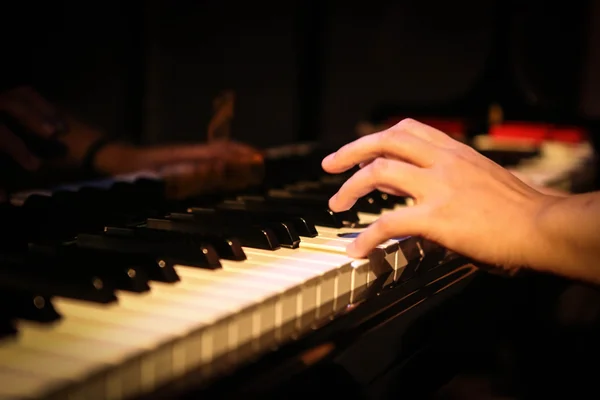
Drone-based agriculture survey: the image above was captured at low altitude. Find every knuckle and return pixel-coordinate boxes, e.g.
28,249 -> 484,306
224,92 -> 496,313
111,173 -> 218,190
396,118 -> 418,128
378,128 -> 397,145
437,149 -> 462,168
370,158 -> 389,181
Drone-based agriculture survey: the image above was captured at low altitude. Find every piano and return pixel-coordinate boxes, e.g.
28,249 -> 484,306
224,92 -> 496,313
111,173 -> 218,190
0,132 -> 595,400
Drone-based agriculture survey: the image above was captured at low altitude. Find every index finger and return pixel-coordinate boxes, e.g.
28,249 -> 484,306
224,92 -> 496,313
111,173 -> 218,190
322,127 -> 439,174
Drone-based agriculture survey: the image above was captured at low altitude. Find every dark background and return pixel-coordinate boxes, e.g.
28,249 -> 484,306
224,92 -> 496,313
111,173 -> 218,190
2,0 -> 599,148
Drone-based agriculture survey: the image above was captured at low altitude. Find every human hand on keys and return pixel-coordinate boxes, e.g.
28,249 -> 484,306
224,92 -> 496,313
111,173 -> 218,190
322,119 -> 561,270
144,140 -> 265,198
0,86 -> 67,171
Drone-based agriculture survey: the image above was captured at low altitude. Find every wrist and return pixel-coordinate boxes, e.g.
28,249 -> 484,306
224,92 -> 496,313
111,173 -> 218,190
526,195 -> 580,276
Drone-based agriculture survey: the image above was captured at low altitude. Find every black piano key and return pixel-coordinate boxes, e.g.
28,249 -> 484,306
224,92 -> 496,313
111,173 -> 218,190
20,194 -> 60,240
132,177 -> 168,209
28,243 -> 151,293
187,207 -> 301,249
0,204 -> 30,252
0,254 -> 118,303
269,188 -> 383,214
0,288 -> 61,323
384,193 -> 408,206
40,241 -> 180,283
216,200 -> 318,237
283,181 -> 387,213
76,226 -> 222,269
81,249 -> 181,283
112,252 -> 181,283
235,195 -> 358,228
142,221 -> 247,260
111,251 -> 181,283
149,213 -> 280,251
74,187 -> 148,229
109,180 -> 166,219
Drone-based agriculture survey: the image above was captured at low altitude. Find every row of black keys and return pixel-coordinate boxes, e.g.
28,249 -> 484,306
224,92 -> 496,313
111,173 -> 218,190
0,178 -> 406,329
2,176 -> 406,249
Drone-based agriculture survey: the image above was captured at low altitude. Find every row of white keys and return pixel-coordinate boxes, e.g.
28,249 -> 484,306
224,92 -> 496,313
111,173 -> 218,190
2,256 -> 307,399
0,256 -> 339,400
241,247 -> 359,317
299,209 -> 424,278
3,281 -> 234,399
0,235 -> 370,399
174,245 -> 367,344
1,309 -> 188,399
0,366 -> 66,400
40,246 -> 368,398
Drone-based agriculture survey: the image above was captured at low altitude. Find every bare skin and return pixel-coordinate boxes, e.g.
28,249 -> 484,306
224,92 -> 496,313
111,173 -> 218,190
0,86 -> 263,194
322,118 -> 600,285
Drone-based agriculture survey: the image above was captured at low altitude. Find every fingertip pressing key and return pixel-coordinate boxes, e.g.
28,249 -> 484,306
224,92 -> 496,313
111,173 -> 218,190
328,192 -> 354,213
346,240 -> 366,259
328,193 -> 339,211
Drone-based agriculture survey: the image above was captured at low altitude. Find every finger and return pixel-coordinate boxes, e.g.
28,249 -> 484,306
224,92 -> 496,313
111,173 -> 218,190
19,87 -> 67,133
322,127 -> 439,174
15,86 -> 59,118
329,158 -> 426,212
0,97 -> 57,137
0,124 -> 41,170
213,140 -> 264,158
139,144 -> 261,174
346,208 -> 427,258
141,145 -> 212,166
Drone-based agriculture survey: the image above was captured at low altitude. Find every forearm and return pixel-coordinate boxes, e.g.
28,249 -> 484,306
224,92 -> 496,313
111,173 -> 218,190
54,112 -> 136,175
528,191 -> 600,284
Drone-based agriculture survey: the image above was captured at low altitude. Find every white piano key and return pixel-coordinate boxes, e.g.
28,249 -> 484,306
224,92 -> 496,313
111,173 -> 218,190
16,326 -> 133,364
242,248 -> 355,314
157,271 -> 278,351
23,296 -> 237,396
112,288 -> 252,369
53,294 -> 232,390
0,367 -> 61,399
0,344 -> 97,383
17,318 -> 164,351
219,259 -> 319,330
174,265 -> 300,342
315,220 -> 426,273
53,298 -> 195,335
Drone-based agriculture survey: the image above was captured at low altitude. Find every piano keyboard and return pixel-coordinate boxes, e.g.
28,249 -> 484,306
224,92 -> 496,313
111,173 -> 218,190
474,134 -> 596,191
0,139 -> 594,400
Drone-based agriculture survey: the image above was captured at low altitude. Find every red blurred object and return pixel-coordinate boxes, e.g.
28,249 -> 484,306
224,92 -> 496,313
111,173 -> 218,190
489,122 -> 587,144
548,126 -> 587,143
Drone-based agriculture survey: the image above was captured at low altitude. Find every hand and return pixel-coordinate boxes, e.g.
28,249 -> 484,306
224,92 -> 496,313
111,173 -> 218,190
0,86 -> 65,170
95,140 -> 264,197
322,118 -> 559,270
130,140 -> 262,169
